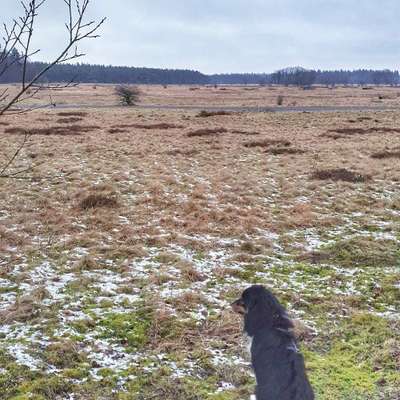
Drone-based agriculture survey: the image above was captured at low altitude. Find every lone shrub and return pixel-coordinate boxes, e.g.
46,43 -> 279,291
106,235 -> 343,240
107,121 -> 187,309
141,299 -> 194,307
115,85 -> 140,106
277,95 -> 284,106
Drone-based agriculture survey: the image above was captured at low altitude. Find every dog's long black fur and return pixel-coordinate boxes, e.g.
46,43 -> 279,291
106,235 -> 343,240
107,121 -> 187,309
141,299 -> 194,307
232,285 -> 314,400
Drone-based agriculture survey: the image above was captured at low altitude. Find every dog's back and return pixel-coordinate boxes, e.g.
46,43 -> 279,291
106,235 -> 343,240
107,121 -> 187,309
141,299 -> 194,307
232,286 -> 314,400
252,329 -> 314,400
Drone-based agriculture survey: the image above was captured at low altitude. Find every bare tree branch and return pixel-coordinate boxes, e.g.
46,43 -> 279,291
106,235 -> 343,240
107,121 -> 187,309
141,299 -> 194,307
0,0 -> 105,178
0,0 -> 106,116
0,132 -> 31,177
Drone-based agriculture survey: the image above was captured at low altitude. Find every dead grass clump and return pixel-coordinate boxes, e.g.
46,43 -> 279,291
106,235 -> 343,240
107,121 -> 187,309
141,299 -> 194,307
311,168 -> 371,183
292,319 -> 316,342
73,256 -> 100,271
326,128 -> 367,136
165,149 -> 199,157
284,203 -> 316,228
0,227 -> 26,247
266,147 -> 306,155
325,127 -> 400,137
44,340 -> 86,368
177,260 -> 205,282
296,251 -> 331,264
4,125 -> 100,136
109,244 -> 148,259
156,252 -> 181,264
57,111 -> 88,117
244,138 -> 291,148
108,128 -> 127,134
239,241 -> 262,255
0,288 -> 48,323
371,149 -> 400,159
196,110 -> 233,117
113,123 -> 184,130
187,127 -> 228,137
232,130 -> 260,135
169,291 -> 207,312
78,192 -> 119,210
56,117 -> 84,124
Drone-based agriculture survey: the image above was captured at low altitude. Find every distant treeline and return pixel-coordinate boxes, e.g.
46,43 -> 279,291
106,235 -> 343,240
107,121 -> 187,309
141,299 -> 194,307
210,68 -> 400,86
1,52 -> 399,86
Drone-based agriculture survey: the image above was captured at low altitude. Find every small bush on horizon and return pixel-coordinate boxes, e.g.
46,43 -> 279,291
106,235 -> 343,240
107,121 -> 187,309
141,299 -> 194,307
115,85 -> 140,106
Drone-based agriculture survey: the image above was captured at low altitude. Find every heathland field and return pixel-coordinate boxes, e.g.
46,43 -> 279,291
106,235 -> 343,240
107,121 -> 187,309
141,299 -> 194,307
0,85 -> 399,399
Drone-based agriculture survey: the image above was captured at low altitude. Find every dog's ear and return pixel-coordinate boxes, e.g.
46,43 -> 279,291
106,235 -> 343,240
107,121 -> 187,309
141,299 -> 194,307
241,285 -> 263,311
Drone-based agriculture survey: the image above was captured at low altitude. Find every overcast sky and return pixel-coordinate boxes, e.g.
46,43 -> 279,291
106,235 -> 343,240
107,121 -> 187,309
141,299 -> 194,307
2,0 -> 400,74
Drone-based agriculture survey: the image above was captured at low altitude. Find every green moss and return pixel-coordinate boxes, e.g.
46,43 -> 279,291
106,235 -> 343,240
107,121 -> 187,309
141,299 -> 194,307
70,318 -> 96,334
306,313 -> 400,399
321,236 -> 399,268
98,309 -> 153,349
19,376 -> 72,399
121,368 -> 247,400
307,349 -> 378,399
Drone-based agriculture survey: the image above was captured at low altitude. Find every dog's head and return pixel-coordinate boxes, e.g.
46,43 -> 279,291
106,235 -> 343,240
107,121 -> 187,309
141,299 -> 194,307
232,285 -> 293,335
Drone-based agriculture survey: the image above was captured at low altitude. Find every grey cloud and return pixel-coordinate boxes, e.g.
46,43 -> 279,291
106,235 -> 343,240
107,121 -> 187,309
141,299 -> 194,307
1,0 -> 399,73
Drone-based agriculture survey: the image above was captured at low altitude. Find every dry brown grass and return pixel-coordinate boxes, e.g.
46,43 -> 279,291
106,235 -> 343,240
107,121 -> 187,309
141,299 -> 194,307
4,83 -> 400,108
112,123 -> 184,130
231,130 -> 260,135
165,149 -> 199,156
326,126 -> 400,137
57,111 -> 88,117
244,138 -> 291,148
78,192 -> 119,210
187,127 -> 228,137
4,125 -> 100,136
371,149 -> 400,159
311,168 -> 371,183
196,110 -> 233,117
266,147 -> 306,155
56,117 -> 84,124
108,128 -> 127,134
0,288 -> 48,323
177,260 -> 205,282
1,91 -> 400,398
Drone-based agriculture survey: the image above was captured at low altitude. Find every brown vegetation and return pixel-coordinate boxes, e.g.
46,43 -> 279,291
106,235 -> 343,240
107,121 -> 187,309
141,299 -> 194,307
56,117 -> 84,124
57,111 -> 88,117
196,110 -> 233,117
244,138 -> 291,148
187,127 -> 228,137
4,125 -> 100,136
311,168 -> 371,183
112,123 -> 184,130
371,149 -> 400,159
231,130 -> 260,135
325,126 -> 400,137
78,192 -> 119,210
266,147 -> 306,155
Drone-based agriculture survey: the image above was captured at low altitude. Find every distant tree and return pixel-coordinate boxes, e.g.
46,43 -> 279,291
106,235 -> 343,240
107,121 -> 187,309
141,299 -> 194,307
115,85 -> 140,106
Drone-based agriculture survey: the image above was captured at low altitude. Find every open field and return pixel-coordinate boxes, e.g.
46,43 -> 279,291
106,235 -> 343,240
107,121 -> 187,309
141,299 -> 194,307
0,86 -> 400,399
3,83 -> 400,109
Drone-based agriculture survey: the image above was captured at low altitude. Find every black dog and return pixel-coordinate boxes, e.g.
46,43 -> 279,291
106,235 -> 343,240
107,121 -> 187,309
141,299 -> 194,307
232,285 -> 314,400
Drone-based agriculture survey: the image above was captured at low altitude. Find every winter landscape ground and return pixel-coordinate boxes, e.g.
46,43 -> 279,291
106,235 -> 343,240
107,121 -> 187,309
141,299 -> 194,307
0,85 -> 399,399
